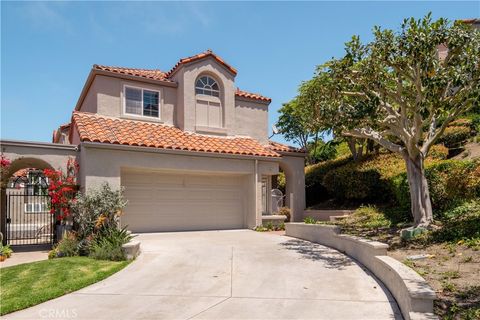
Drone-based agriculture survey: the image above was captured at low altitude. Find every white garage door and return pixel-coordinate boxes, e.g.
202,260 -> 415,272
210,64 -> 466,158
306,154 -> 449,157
121,170 -> 246,232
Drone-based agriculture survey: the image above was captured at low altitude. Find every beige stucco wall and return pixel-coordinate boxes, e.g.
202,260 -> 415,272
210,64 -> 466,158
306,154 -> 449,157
1,142 -> 78,176
80,144 -> 281,228
279,154 -> 306,222
78,75 -> 176,126
76,58 -> 271,143
234,98 -> 269,144
171,57 -> 236,134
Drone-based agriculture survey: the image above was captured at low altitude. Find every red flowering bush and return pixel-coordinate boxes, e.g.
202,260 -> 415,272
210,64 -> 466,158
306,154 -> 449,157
43,158 -> 79,222
0,155 -> 12,188
0,155 -> 11,169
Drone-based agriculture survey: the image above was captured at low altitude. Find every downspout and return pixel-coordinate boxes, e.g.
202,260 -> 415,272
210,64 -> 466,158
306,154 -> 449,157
254,159 -> 259,227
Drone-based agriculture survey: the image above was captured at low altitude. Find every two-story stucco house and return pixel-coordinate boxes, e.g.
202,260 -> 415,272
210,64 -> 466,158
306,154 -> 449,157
47,50 -> 305,232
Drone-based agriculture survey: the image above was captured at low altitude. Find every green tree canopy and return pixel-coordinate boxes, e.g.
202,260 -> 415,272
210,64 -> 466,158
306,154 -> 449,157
297,14 -> 480,225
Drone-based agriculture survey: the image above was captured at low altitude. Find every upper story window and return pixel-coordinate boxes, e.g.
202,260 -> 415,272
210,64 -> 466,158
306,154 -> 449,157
124,86 -> 160,118
195,75 -> 223,128
195,76 -> 220,97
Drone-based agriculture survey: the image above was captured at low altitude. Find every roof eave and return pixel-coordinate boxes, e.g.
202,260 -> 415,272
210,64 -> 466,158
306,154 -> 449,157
274,150 -> 307,158
235,95 -> 271,105
80,141 -> 282,161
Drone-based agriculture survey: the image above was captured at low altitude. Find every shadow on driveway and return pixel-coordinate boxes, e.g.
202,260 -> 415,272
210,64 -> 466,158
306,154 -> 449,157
279,239 -> 354,270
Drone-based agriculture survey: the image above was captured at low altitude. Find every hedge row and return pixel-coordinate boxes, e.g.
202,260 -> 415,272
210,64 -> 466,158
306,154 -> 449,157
305,152 -> 480,219
436,126 -> 472,148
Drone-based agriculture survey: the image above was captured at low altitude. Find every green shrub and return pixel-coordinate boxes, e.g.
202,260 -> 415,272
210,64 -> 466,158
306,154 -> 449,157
304,216 -> 316,224
469,114 -> 480,134
278,206 -> 291,222
310,141 -> 338,163
317,153 -> 404,204
305,156 -> 352,206
89,227 -> 133,261
391,160 -> 480,214
427,145 -> 449,160
340,205 -> 391,230
437,126 -> 472,148
50,232 -> 79,258
306,150 -> 480,222
448,118 -> 472,128
0,245 -> 13,258
71,183 -> 128,254
323,165 -> 387,202
276,172 -> 286,193
430,200 -> 480,243
89,241 -> 125,261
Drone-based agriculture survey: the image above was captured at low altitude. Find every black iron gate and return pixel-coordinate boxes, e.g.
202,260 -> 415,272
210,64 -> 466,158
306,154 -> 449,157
5,193 -> 53,246
4,172 -> 54,246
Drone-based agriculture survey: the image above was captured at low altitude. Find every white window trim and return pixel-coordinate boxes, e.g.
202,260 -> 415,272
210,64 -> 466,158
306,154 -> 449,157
122,84 -> 162,120
195,75 -> 221,97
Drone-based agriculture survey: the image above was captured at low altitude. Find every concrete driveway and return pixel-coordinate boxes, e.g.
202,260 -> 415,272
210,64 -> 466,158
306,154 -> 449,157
5,230 -> 401,320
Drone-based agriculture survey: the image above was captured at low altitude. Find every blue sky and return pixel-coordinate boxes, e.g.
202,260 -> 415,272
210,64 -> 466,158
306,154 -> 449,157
1,1 -> 478,145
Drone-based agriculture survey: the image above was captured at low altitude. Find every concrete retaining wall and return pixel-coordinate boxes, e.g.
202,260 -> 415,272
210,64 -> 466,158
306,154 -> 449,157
285,223 -> 437,320
261,215 -> 287,226
303,209 -> 354,221
122,240 -> 141,260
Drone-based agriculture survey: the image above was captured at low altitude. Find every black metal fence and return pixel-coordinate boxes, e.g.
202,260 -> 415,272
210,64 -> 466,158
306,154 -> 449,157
5,191 -> 54,246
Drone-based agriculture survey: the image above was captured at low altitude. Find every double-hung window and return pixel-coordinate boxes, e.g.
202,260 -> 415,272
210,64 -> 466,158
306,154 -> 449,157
124,86 -> 160,118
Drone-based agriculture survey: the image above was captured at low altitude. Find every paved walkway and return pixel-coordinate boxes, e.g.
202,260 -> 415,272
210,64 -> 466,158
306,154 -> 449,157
0,250 -> 48,268
4,230 -> 401,319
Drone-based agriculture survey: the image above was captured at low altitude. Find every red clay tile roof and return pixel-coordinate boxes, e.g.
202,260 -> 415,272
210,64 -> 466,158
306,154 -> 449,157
268,141 -> 306,153
461,18 -> 479,24
235,89 -> 271,102
93,51 -> 271,102
167,49 -> 237,77
53,123 -> 71,143
94,64 -> 173,83
12,168 -> 29,178
72,112 -> 280,157
11,168 -> 42,178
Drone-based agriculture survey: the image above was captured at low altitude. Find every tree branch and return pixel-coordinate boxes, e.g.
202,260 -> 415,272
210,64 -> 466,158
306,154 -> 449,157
343,127 -> 405,154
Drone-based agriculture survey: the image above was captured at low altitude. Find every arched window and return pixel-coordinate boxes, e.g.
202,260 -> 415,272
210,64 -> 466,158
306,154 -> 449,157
195,75 -> 223,128
195,76 -> 220,97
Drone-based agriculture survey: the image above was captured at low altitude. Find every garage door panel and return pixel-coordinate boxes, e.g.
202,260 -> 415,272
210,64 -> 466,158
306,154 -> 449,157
121,171 -> 246,232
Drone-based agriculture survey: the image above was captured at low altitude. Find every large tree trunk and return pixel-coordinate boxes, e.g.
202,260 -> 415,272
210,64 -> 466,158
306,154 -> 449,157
404,154 -> 433,226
